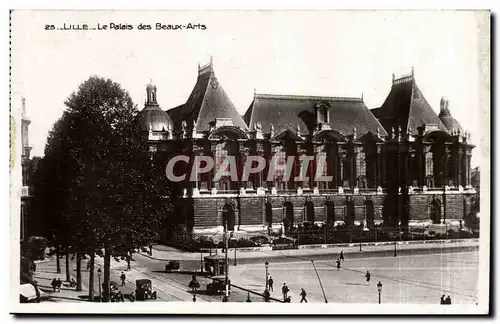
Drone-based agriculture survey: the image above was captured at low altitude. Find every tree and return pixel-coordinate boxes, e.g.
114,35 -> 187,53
40,76 -> 172,301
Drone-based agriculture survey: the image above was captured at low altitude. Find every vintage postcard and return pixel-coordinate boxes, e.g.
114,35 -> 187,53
9,9 -> 490,314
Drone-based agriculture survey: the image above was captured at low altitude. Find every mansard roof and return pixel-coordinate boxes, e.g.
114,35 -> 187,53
244,93 -> 387,138
377,71 -> 448,136
167,62 -> 248,133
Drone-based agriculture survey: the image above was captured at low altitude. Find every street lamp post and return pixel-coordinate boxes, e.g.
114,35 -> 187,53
443,148 -> 451,239
234,246 -> 237,266
377,281 -> 383,304
359,224 -> 363,252
265,261 -> 269,290
222,222 -> 229,302
200,250 -> 203,273
97,268 -> 102,303
393,234 -> 397,257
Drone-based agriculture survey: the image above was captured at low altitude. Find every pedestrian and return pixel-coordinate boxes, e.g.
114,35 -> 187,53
263,289 -> 270,302
120,272 -> 126,286
282,283 -> 289,301
440,295 -> 446,304
149,244 -> 153,256
55,278 -> 62,292
445,295 -> 452,305
365,271 -> 371,282
339,250 -> 344,261
51,278 -> 57,292
336,259 -> 341,270
300,288 -> 308,303
268,276 -> 274,292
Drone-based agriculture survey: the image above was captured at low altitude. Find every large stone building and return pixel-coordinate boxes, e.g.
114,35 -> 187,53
137,61 -> 478,242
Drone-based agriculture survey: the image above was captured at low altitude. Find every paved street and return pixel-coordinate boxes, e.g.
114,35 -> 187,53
231,251 -> 479,304
32,241 -> 479,304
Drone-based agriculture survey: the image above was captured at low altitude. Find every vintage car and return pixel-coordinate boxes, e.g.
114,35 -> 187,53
206,276 -> 231,295
135,279 -> 157,301
164,260 -> 180,272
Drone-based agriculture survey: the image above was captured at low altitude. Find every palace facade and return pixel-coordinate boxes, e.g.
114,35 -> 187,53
137,60 -> 478,242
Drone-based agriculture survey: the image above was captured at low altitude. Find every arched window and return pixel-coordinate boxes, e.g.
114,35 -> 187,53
265,202 -> 273,225
318,107 -> 328,123
304,201 -> 315,223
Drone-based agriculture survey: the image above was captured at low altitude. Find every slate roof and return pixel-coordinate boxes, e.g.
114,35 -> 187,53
167,63 -> 248,133
244,93 -> 387,137
370,107 -> 381,119
137,96 -> 173,132
376,74 -> 448,136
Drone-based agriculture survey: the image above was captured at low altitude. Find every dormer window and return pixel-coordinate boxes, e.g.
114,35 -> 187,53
319,106 -> 328,123
315,102 -> 330,125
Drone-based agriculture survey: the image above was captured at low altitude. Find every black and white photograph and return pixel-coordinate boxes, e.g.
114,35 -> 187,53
9,9 -> 490,314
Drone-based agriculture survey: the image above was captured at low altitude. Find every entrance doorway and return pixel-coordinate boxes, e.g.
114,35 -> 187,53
305,201 -> 315,223
366,199 -> 375,228
283,202 -> 294,231
222,204 -> 235,231
430,199 -> 441,224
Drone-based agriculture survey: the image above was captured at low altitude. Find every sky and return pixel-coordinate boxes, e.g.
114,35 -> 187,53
10,10 -> 489,167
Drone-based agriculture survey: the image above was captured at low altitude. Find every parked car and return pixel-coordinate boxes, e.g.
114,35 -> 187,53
206,276 -> 231,295
135,279 -> 157,301
249,236 -> 270,245
272,237 -> 298,250
164,260 -> 180,272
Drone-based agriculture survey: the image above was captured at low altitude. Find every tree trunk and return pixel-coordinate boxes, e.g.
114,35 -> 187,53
103,248 -> 111,302
76,253 -> 82,291
88,253 -> 95,301
65,253 -> 70,282
56,248 -> 61,274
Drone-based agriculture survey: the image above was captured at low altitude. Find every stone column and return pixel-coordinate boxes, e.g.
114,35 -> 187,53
467,152 -> 472,187
351,145 -> 357,188
210,142 -> 218,192
240,145 -> 250,191
376,145 -> 382,187
456,146 -> 462,187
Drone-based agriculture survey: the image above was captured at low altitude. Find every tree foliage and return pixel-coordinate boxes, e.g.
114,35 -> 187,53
33,76 -> 172,298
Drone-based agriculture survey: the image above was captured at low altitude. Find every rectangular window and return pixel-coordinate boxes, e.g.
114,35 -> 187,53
273,147 -> 286,189
356,150 -> 366,177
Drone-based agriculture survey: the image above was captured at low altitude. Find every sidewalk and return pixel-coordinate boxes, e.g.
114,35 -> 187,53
141,239 -> 479,262
32,254 -> 202,303
33,257 -> 89,303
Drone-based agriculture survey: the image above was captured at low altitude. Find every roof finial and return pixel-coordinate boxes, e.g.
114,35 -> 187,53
210,56 -> 213,66
254,88 -> 256,96
361,93 -> 364,100
392,73 -> 395,85
411,66 -> 415,76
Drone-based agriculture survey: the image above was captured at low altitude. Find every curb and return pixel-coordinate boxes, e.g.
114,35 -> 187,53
139,239 -> 479,262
